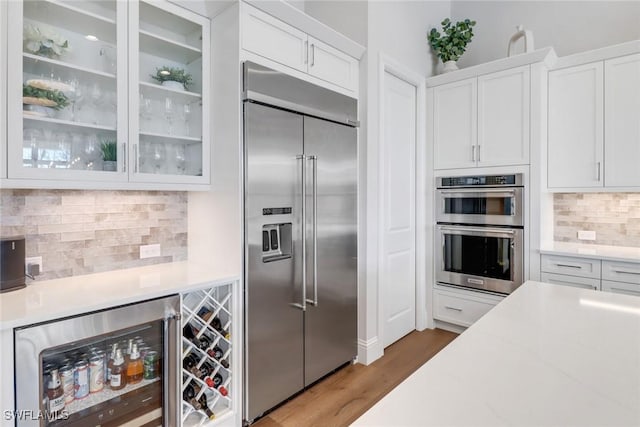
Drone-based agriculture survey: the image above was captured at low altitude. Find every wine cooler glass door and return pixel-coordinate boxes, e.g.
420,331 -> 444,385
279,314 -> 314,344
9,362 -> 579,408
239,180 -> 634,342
14,296 -> 180,427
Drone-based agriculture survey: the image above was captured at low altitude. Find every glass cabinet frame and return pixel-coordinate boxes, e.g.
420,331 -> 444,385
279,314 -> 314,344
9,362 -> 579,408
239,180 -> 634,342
4,0 -> 210,189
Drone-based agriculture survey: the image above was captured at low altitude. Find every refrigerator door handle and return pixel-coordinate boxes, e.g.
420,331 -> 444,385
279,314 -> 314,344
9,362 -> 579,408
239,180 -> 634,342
292,154 -> 307,312
307,155 -> 318,306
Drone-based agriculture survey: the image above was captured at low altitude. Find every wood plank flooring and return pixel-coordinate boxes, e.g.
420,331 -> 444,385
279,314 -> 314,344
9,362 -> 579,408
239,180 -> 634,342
253,328 -> 458,427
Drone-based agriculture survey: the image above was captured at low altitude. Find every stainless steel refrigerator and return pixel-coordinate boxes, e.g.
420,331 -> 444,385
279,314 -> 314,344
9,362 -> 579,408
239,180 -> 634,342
242,62 -> 358,423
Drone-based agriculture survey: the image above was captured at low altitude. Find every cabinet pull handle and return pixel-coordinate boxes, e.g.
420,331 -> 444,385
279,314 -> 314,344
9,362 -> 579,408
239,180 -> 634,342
612,269 -> 640,275
471,145 -> 476,162
596,161 -> 601,181
311,44 -> 315,66
304,40 -> 308,64
555,263 -> 582,269
134,144 -> 139,173
444,306 -> 462,312
122,143 -> 127,173
477,145 -> 481,162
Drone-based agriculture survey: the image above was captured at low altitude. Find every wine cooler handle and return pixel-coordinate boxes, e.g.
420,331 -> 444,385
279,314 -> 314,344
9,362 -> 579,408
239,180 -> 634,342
293,155 -> 307,312
164,310 -> 180,426
307,155 -> 318,307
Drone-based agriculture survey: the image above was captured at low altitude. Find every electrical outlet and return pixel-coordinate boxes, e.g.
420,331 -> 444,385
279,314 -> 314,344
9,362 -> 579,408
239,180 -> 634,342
140,244 -> 161,259
25,256 -> 43,276
577,230 -> 596,241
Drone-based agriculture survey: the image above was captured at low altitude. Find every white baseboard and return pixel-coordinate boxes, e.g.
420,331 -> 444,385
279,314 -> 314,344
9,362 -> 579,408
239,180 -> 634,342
434,319 -> 467,334
356,336 -> 384,365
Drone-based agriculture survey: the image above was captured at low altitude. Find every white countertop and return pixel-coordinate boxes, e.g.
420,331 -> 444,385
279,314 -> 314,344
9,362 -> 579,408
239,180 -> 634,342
540,241 -> 640,262
353,281 -> 640,426
0,261 -> 239,330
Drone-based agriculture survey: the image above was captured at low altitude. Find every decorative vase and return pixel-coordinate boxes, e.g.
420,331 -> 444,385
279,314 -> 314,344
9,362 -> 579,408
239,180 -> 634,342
103,161 -> 117,172
161,80 -> 185,91
442,60 -> 459,74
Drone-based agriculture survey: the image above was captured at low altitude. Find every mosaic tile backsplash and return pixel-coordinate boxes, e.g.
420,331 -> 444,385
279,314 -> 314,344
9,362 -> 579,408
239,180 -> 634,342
0,190 -> 187,281
554,193 -> 640,247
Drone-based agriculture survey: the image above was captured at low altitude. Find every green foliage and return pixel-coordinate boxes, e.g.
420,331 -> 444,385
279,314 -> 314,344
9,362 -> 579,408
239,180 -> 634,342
22,84 -> 69,110
150,67 -> 193,90
428,18 -> 476,63
100,140 -> 117,161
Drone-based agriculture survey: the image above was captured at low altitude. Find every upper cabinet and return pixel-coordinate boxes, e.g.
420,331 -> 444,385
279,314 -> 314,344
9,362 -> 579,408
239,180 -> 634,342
548,51 -> 640,189
431,65 -> 531,170
241,3 -> 358,95
4,0 -> 209,190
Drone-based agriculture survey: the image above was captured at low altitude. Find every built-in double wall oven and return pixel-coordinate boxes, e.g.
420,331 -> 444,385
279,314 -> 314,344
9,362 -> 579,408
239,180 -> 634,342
436,174 -> 524,295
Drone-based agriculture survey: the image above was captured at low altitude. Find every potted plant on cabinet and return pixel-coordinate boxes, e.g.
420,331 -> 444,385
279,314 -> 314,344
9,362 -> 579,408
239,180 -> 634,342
428,18 -> 476,73
22,83 -> 69,117
151,67 -> 193,91
100,140 -> 117,171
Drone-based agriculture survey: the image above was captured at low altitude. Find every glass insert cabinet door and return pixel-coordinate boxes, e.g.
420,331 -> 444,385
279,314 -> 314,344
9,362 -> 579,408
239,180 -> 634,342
129,1 -> 210,184
6,0 -> 128,182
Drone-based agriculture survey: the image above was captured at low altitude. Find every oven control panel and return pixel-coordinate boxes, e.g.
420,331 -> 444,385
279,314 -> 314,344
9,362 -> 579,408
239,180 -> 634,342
439,174 -> 522,188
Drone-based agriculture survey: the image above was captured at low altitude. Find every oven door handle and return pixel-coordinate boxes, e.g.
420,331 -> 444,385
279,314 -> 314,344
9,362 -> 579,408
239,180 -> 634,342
438,189 -> 517,197
438,225 -> 516,236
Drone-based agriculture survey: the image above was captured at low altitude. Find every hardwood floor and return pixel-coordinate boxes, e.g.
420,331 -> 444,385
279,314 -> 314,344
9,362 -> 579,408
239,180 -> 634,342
252,328 -> 458,427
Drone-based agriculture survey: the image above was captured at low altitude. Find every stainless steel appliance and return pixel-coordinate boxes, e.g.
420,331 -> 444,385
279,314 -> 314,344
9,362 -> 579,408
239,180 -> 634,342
0,236 -> 26,293
436,174 -> 524,294
243,62 -> 357,423
14,295 -> 180,427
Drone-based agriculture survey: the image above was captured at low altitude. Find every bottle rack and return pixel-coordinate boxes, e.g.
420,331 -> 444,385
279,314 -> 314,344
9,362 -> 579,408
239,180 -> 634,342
181,284 -> 232,425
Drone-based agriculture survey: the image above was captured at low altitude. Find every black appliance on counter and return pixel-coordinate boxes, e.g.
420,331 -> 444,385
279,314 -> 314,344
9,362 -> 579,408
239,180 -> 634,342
1,236 -> 26,293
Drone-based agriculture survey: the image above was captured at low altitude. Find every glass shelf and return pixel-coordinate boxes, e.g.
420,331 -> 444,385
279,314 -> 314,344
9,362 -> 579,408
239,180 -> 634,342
139,131 -> 201,143
24,53 -> 116,80
139,81 -> 201,99
24,115 -> 117,132
139,30 -> 202,64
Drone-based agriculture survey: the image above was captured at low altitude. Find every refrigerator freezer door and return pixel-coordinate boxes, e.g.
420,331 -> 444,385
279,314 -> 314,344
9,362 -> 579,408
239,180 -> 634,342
244,102 -> 305,420
303,116 -> 358,386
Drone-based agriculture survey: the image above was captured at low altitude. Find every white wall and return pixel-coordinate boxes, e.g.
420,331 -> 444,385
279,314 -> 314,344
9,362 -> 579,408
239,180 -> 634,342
452,1 -> 640,67
305,1 -> 368,47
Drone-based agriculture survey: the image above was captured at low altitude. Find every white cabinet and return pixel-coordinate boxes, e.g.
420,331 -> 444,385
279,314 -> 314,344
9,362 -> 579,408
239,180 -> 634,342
477,65 -> 530,167
540,254 -> 601,278
548,53 -> 640,189
604,53 -> 640,187
601,260 -> 640,285
540,272 -> 600,291
433,66 -> 530,170
4,0 -> 210,189
433,78 -> 477,169
0,0 -> 6,180
601,280 -> 640,297
548,62 -> 604,188
433,284 -> 503,329
241,4 -> 358,93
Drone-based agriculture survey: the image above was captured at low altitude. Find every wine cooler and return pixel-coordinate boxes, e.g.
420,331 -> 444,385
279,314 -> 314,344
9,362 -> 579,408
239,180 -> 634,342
180,284 -> 233,426
14,295 -> 180,427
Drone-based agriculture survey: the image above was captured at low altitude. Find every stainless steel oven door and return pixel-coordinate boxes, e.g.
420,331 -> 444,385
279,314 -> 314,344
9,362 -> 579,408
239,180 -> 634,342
437,225 -> 524,294
436,187 -> 524,226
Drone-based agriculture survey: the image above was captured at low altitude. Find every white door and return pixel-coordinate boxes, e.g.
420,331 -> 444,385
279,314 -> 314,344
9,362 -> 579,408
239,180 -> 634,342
433,77 -> 477,170
381,70 -> 416,348
548,63 -> 604,188
604,53 -> 640,187
478,65 -> 530,167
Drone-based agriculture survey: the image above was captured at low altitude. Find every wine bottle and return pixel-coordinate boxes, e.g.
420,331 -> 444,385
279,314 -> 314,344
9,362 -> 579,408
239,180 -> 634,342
183,354 -> 203,378
211,317 -> 229,338
183,383 -> 215,419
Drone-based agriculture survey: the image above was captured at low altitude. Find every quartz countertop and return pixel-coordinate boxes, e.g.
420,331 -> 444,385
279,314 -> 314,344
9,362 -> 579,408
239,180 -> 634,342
540,241 -> 640,263
0,261 -> 239,330
352,281 -> 640,426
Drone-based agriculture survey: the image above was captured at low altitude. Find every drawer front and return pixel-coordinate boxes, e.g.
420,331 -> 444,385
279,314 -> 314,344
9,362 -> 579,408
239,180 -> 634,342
541,254 -> 601,278
602,260 -> 640,285
601,280 -> 640,297
540,272 -> 601,291
434,290 -> 499,327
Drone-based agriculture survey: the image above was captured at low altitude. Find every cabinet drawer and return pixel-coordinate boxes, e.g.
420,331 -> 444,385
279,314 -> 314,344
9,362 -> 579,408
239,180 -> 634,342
602,260 -> 640,285
541,254 -> 601,278
601,280 -> 640,297
434,290 -> 499,327
540,272 -> 600,291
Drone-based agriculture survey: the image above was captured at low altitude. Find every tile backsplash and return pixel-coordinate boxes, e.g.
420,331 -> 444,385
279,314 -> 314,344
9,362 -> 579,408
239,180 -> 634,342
554,193 -> 640,247
0,189 -> 187,280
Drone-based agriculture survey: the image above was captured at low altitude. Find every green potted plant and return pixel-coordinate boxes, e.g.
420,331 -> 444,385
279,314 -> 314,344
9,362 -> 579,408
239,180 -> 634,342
150,66 -> 193,91
428,18 -> 476,73
100,140 -> 117,171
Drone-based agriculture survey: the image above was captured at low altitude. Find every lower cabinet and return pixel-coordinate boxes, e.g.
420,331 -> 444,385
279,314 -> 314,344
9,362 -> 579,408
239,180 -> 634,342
541,253 -> 640,297
181,282 -> 237,426
433,285 -> 504,329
